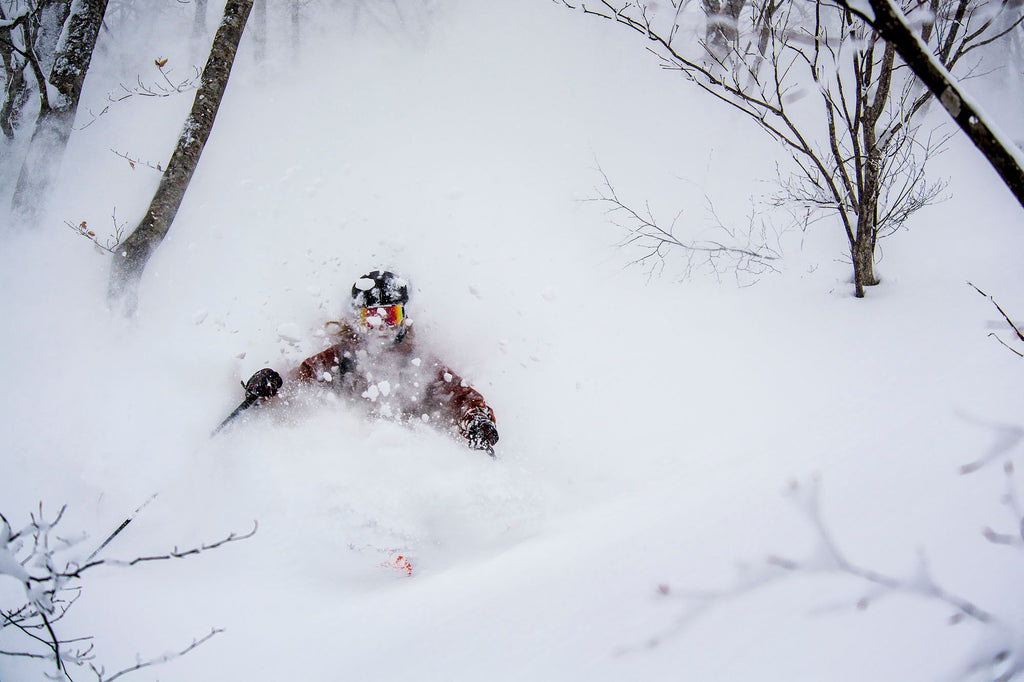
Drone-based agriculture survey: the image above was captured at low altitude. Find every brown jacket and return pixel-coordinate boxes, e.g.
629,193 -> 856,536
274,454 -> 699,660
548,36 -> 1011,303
289,321 -> 495,439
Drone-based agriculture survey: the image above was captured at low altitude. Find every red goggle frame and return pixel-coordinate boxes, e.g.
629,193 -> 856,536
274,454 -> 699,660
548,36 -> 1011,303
358,304 -> 404,328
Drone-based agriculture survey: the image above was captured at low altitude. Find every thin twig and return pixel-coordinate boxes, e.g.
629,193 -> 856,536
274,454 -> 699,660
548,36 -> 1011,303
969,282 -> 1024,355
95,628 -> 224,682
57,521 -> 258,579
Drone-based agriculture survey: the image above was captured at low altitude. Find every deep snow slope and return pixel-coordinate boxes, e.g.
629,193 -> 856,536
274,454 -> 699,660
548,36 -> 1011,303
2,1 -> 1024,681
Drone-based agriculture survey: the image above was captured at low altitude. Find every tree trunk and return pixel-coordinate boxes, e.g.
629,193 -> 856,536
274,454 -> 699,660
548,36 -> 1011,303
9,0 -> 107,226
852,217 -> 878,298
0,7 -> 25,140
851,158 -> 881,298
192,0 -> 208,39
190,0 -> 208,62
290,0 -> 301,63
1,52 -> 30,140
848,39 -> 892,298
722,0 -> 745,44
37,0 -> 74,70
107,0 -> 253,317
703,0 -> 726,58
253,0 -> 267,63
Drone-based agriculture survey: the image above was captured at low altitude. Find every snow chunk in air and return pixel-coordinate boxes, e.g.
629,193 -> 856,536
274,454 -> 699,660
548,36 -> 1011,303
277,323 -> 303,343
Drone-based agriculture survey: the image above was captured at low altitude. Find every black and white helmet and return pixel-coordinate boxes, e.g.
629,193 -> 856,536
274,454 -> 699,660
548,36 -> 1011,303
351,270 -> 409,308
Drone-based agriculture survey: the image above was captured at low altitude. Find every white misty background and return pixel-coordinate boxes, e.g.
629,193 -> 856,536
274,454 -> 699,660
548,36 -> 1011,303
1,1 -> 1024,681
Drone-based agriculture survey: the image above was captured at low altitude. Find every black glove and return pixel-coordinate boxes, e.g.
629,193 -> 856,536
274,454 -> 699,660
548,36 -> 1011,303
466,417 -> 499,456
244,368 -> 282,399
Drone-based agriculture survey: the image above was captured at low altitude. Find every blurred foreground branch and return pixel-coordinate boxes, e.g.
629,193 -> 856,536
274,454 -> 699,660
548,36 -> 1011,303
0,503 -> 255,681
648,458 -> 1024,679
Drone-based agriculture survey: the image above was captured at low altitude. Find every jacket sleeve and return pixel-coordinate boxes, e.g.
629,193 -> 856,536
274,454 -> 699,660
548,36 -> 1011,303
291,346 -> 347,384
425,363 -> 496,437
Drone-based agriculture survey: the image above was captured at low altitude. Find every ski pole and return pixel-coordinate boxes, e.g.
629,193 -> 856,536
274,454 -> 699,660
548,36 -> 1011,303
211,394 -> 259,436
85,493 -> 159,564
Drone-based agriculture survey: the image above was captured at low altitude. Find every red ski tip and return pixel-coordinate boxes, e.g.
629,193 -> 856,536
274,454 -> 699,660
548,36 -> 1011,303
388,553 -> 413,576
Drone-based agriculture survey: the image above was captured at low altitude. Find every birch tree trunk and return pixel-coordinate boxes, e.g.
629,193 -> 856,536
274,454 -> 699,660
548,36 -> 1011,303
108,0 -> 253,316
9,0 -> 105,226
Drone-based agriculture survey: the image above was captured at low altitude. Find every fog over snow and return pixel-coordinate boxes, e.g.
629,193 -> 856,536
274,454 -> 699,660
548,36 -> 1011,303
2,1 -> 1024,681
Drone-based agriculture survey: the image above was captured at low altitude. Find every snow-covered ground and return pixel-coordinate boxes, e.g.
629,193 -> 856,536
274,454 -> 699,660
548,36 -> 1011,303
2,1 -> 1024,680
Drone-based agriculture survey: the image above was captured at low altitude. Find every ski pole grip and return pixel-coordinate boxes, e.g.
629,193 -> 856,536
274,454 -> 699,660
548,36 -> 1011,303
245,368 -> 282,399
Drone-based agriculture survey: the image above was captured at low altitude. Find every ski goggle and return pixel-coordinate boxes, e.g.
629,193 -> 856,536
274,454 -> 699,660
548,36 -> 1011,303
358,304 -> 404,328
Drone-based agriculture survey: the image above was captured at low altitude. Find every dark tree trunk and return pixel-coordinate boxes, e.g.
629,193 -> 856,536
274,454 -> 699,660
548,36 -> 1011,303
852,221 -> 878,298
0,51 -> 30,140
108,0 -> 253,317
0,6 -> 25,140
9,0 -> 107,225
852,147 -> 882,297
848,40 -> 893,297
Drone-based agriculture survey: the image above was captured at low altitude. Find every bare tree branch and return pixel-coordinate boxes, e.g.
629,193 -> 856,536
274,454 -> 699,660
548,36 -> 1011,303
589,166 -> 782,283
836,0 -> 1024,210
560,0 -> 1019,296
55,521 -> 258,579
90,628 -> 223,682
969,281 -> 1024,352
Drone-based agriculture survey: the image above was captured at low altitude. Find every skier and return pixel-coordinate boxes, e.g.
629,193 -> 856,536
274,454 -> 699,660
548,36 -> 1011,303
237,270 -> 500,456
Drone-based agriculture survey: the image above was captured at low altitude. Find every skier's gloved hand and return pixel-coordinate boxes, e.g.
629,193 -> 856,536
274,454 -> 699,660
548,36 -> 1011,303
466,417 -> 499,456
244,368 -> 282,399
